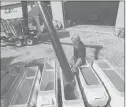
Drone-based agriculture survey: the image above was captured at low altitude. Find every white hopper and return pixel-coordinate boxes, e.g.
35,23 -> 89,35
8,66 -> 41,107
1,65 -> 25,107
59,67 -> 85,107
37,61 -> 58,107
78,60 -> 109,106
92,59 -> 124,107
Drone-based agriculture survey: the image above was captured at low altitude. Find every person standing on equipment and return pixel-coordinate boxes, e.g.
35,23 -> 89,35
69,34 -> 86,72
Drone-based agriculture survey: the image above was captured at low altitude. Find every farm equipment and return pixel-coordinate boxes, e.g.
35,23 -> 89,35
0,2 -> 62,47
0,17 -> 42,47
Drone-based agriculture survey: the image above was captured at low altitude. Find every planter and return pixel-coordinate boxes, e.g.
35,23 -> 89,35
59,67 -> 85,107
37,61 -> 57,107
78,60 -> 109,106
1,65 -> 25,107
4,66 -> 42,107
92,59 -> 124,107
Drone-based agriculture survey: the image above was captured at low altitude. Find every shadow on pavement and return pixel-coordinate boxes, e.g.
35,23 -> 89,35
5,58 -> 45,75
1,43 -> 15,47
1,56 -> 17,72
25,58 -> 45,71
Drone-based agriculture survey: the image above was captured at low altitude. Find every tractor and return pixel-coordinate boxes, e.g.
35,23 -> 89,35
0,17 -> 43,47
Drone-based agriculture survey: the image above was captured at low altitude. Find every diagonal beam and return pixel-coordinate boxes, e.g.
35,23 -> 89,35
37,1 -> 73,83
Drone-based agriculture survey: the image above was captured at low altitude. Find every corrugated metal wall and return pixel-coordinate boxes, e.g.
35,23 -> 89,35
64,1 -> 119,26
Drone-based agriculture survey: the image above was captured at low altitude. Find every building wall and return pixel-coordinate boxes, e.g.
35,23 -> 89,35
64,1 -> 119,26
1,1 -> 123,29
115,1 -> 124,29
1,7 -> 23,19
1,2 -> 33,20
50,2 -> 64,28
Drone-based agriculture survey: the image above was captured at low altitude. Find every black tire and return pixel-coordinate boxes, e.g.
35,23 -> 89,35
1,39 -> 5,45
15,40 -> 23,47
26,38 -> 34,46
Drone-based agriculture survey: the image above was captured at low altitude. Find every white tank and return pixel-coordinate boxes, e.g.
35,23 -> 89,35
92,58 -> 124,107
59,66 -> 85,107
7,66 -> 41,107
37,60 -> 58,107
78,60 -> 109,106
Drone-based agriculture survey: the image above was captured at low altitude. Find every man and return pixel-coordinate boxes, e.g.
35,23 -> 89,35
69,34 -> 86,72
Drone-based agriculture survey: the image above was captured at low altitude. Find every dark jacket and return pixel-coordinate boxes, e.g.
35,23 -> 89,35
74,41 -> 86,65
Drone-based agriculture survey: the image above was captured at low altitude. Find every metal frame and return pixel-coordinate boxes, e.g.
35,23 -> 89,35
1,65 -> 26,107
1,19 -> 15,37
1,66 -> 24,98
8,66 -> 40,107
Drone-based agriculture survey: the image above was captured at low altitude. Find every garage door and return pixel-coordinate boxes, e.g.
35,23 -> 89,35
64,1 -> 119,26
